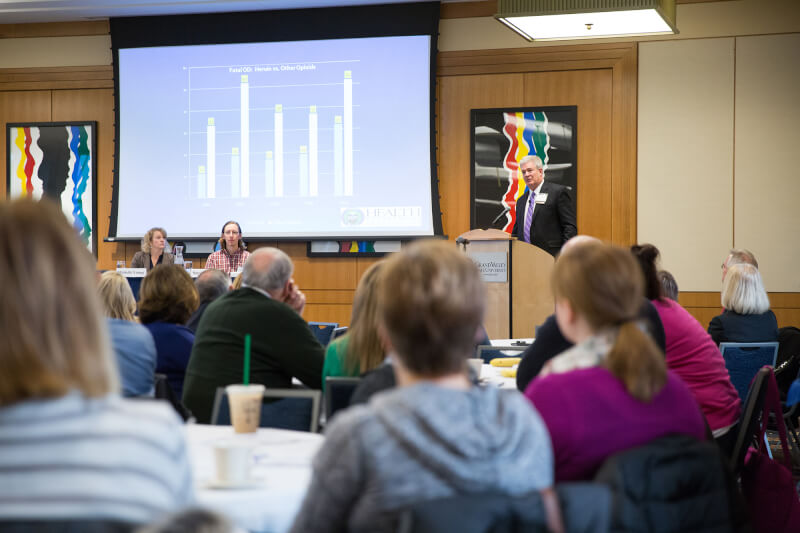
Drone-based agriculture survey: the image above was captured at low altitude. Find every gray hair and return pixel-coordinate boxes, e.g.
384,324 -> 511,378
726,248 -> 758,269
241,248 -> 293,292
519,154 -> 543,169
658,270 -> 679,301
195,269 -> 230,304
721,263 -> 770,314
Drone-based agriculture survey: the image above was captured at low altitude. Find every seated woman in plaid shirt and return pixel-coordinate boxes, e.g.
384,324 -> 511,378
205,220 -> 250,273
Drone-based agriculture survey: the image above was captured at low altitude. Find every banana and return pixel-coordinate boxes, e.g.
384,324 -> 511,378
490,357 -> 521,367
500,368 -> 517,378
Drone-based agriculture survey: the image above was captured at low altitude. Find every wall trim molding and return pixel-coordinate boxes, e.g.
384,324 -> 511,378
0,65 -> 113,90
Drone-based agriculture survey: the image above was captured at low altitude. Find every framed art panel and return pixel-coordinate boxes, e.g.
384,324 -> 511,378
6,122 -> 97,253
470,107 -> 577,232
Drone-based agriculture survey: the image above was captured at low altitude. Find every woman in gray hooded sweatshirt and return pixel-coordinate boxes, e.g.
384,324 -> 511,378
289,239 -> 554,533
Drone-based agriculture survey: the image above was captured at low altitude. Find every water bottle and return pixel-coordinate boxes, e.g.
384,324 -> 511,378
174,245 -> 184,266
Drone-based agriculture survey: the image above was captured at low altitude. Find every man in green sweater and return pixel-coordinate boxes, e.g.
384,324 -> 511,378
182,247 -> 324,423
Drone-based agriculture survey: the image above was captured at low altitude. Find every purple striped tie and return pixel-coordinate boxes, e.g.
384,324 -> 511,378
523,191 -> 535,243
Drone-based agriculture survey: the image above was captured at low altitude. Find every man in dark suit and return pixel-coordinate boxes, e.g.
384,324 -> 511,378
511,155 -> 577,256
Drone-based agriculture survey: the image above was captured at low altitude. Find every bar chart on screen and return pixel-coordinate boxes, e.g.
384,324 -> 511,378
187,60 -> 358,201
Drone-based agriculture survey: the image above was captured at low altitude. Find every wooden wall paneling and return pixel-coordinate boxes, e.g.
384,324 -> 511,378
0,66 -> 113,91
278,242 -> 357,290
441,1 -> 497,19
0,21 -> 109,39
51,88 -> 117,269
679,291 -> 800,329
0,90 -> 52,202
610,45 -> 638,245
521,69 -> 614,241
437,73 -> 524,239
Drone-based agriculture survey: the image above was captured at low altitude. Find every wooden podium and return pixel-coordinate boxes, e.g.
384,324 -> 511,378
458,229 -> 554,340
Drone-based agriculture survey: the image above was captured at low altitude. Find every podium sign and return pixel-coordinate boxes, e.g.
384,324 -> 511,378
469,252 -> 508,283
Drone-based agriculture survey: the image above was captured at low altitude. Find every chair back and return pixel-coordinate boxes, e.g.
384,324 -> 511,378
324,377 -> 361,421
720,342 -> 779,402
729,367 -> 773,476
595,434 -> 746,532
308,321 -> 339,346
331,326 -> 348,342
153,373 -> 194,422
0,520 -> 135,533
475,345 -> 526,364
396,483 -> 610,533
210,387 -> 321,433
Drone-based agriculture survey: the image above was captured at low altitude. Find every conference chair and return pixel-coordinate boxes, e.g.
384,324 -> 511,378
324,377 -> 361,422
0,520 -> 135,533
475,345 -> 526,364
396,483 -> 610,533
308,321 -> 339,346
729,367 -> 772,476
153,373 -> 194,422
210,387 -> 321,433
720,342 -> 779,403
331,326 -> 348,342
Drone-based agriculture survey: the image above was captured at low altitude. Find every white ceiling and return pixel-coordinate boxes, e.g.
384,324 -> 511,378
0,0 -> 449,24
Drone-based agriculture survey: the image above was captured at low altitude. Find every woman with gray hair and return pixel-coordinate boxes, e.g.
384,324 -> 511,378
708,263 -> 778,345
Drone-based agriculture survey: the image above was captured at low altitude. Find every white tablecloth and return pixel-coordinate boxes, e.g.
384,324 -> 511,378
480,363 -> 518,389
185,424 -> 323,533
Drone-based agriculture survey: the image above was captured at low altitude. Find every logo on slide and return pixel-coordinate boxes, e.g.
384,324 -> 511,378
341,208 -> 365,226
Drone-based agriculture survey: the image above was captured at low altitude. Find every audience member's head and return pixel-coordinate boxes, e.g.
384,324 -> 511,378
241,247 -> 293,296
345,261 -> 385,374
553,242 -> 666,401
378,239 -> 485,377
658,270 -> 679,301
195,269 -> 230,304
141,227 -> 168,254
97,270 -> 138,321
138,265 -> 199,325
630,243 -> 663,301
0,199 -> 118,404
559,234 -> 600,257
722,248 -> 758,281
721,263 -> 770,315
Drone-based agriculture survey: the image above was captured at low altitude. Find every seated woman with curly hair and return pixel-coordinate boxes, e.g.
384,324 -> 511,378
138,265 -> 199,399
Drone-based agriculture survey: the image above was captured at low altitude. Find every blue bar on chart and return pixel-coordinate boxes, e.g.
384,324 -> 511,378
197,165 -> 206,199
308,105 -> 318,197
299,145 -> 309,196
240,75 -> 250,198
231,147 -> 240,197
334,115 -> 343,197
206,118 -> 216,198
343,70 -> 353,196
274,104 -> 284,197
265,150 -> 274,198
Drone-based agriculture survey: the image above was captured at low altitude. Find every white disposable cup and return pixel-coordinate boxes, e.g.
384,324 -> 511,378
213,440 -> 252,484
226,384 -> 265,433
467,358 -> 483,379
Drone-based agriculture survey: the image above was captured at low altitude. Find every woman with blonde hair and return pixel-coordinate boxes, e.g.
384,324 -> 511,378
138,265 -> 199,399
97,271 -> 157,397
131,226 -> 175,271
708,263 -> 778,345
0,199 -> 192,526
322,261 -> 385,386
525,242 -> 706,481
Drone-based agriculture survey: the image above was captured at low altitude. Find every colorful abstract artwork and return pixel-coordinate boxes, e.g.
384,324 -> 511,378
306,240 -> 401,257
6,122 -> 97,252
470,107 -> 577,232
